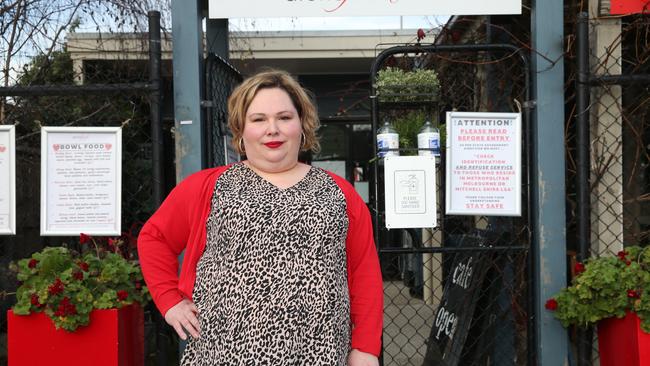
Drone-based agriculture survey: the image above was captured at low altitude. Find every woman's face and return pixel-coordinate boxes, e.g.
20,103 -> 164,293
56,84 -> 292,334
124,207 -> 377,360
242,87 -> 303,172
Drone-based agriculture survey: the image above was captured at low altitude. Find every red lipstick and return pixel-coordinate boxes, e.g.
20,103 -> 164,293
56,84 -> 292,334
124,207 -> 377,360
264,141 -> 283,148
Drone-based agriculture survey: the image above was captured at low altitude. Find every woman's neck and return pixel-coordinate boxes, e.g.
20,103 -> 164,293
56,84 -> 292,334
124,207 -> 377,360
243,160 -> 310,189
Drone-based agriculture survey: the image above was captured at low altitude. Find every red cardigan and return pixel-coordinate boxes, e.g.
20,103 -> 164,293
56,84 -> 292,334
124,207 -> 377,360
138,165 -> 383,356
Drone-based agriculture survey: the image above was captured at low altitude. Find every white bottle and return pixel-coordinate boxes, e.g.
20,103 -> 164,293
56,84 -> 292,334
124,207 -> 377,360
377,119 -> 400,158
417,119 -> 440,157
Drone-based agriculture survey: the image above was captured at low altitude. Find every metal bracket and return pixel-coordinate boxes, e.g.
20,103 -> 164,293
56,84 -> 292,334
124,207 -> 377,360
200,100 -> 214,108
522,100 -> 537,109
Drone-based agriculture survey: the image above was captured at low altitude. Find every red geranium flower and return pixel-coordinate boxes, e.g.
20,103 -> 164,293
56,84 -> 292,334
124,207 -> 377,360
78,261 -> 89,272
574,262 -> 585,274
617,250 -> 628,260
30,293 -> 40,306
417,28 -> 426,42
79,233 -> 91,245
28,259 -> 38,269
48,278 -> 64,296
628,290 -> 640,298
545,298 -> 558,311
73,271 -> 84,281
54,297 -> 78,316
108,238 -> 120,253
117,290 -> 129,301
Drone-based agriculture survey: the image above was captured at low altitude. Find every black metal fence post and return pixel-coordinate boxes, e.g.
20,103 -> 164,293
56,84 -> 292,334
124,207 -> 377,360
147,11 -> 171,366
576,12 -> 591,268
148,10 -> 164,208
576,12 -> 593,366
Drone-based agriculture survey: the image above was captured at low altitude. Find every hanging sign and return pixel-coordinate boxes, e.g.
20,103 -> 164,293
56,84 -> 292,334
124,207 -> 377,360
209,0 -> 521,18
41,127 -> 122,236
384,155 -> 437,229
0,125 -> 16,235
445,112 -> 521,216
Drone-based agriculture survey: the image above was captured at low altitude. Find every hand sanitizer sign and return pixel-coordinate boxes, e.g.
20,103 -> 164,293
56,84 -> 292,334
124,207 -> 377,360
384,156 -> 437,229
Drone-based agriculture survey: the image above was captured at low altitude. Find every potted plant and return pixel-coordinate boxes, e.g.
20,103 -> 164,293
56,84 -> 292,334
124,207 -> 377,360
7,234 -> 151,366
375,67 -> 440,103
389,110 -> 446,155
546,246 -> 650,366
375,67 -> 443,155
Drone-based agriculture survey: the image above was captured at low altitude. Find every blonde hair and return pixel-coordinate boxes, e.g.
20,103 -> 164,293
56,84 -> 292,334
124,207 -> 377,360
227,69 -> 320,155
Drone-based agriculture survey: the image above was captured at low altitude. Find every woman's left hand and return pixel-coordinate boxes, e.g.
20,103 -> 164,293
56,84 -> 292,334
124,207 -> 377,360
347,349 -> 379,366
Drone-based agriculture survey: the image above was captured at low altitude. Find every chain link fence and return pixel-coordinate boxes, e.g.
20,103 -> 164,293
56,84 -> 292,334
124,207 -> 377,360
205,53 -> 242,168
370,38 -> 532,365
0,14 -> 175,364
565,12 -> 650,366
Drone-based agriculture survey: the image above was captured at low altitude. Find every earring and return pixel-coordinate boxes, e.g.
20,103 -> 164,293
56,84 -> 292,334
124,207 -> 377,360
301,132 -> 306,149
238,137 -> 245,153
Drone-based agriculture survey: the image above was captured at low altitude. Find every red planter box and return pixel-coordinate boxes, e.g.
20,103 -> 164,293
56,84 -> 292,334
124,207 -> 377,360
598,312 -> 650,366
7,304 -> 144,366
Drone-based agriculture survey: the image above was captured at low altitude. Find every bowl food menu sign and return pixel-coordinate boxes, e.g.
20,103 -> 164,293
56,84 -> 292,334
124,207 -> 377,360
40,127 -> 122,236
0,125 -> 16,235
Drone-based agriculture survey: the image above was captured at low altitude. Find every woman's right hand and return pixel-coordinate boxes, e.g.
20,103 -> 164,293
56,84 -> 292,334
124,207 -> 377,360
164,299 -> 201,340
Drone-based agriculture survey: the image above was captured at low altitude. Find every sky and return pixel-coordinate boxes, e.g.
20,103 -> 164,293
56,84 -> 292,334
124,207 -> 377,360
229,15 -> 449,32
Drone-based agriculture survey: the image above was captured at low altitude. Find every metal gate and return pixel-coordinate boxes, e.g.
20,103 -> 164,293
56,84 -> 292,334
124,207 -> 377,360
571,12 -> 650,366
370,44 -> 533,366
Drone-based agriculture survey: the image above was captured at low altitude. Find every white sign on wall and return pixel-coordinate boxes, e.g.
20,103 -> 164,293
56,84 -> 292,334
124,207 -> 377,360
0,125 -> 16,235
209,0 -> 521,18
445,112 -> 521,216
384,155 -> 437,229
41,127 -> 122,236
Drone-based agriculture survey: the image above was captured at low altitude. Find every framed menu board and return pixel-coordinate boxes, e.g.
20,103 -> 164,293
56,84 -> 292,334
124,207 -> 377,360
0,125 -> 16,235
41,127 -> 121,236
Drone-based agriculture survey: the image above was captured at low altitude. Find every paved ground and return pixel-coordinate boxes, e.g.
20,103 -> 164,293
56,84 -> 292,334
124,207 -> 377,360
383,280 -> 436,366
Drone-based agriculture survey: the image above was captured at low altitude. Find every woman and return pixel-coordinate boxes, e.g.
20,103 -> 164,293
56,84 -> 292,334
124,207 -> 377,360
138,69 -> 383,366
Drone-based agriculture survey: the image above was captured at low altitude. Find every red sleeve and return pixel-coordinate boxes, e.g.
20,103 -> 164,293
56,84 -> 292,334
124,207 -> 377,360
137,168 -> 222,316
327,172 -> 384,357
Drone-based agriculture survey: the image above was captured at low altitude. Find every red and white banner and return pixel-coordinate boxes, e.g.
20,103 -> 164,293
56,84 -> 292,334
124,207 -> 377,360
209,0 -> 521,19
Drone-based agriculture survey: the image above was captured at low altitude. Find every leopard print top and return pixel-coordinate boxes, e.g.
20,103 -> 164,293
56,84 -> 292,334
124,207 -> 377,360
181,162 -> 351,365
